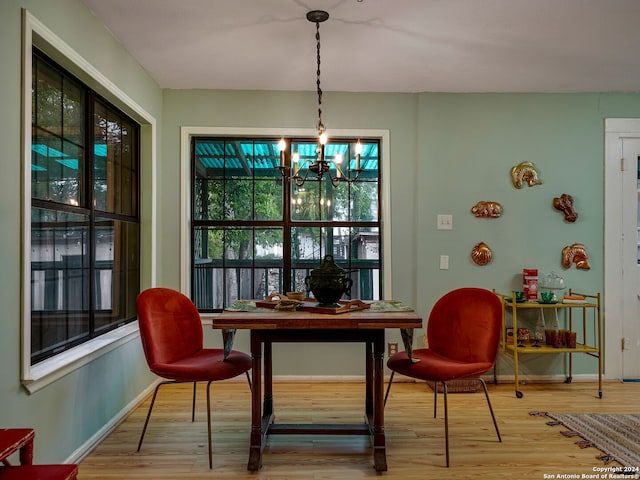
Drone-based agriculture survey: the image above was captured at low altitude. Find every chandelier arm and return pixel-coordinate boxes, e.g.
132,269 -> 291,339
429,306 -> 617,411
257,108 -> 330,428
333,163 -> 362,183
293,168 -> 313,187
296,158 -> 313,172
326,168 -> 343,188
333,162 -> 348,181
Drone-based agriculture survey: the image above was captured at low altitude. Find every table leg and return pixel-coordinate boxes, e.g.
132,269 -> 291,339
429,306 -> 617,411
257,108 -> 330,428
248,332 -> 263,471
365,341 -> 373,419
372,333 -> 388,471
263,341 -> 273,416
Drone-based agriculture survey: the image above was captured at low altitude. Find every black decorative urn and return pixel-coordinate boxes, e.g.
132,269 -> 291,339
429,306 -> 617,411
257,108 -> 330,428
304,255 -> 353,306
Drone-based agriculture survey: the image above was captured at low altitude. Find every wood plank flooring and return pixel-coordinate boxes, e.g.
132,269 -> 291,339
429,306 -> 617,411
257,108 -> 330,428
79,380 -> 639,479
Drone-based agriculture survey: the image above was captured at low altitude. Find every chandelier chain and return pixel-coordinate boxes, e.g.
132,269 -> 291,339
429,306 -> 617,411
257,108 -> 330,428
277,10 -> 362,187
315,21 -> 324,134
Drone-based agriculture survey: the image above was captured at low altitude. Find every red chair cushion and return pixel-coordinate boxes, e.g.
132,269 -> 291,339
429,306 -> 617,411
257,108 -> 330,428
151,349 -> 252,381
387,349 -> 494,382
0,464 -> 78,480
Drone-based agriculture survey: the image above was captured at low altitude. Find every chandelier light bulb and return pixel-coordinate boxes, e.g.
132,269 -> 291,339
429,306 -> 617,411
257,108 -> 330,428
293,152 -> 300,174
319,131 -> 328,145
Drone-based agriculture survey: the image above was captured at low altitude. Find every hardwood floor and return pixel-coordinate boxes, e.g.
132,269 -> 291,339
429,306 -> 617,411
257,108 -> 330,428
79,380 -> 639,479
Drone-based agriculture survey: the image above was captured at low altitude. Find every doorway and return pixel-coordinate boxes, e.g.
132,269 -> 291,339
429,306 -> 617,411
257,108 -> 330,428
604,119 -> 640,380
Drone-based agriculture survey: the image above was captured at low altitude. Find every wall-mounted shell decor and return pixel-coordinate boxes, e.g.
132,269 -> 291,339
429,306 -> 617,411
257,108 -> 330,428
553,193 -> 578,223
471,242 -> 493,266
511,162 -> 543,189
561,243 -> 591,270
471,201 -> 503,218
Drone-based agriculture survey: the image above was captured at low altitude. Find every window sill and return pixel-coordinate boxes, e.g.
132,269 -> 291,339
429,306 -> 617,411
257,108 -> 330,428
22,322 -> 140,394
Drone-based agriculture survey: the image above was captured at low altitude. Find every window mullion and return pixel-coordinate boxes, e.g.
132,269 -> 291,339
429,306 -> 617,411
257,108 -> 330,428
87,92 -> 96,338
282,145 -> 292,291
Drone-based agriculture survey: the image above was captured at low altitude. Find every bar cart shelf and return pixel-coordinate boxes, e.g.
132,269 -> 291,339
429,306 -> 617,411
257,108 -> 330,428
494,290 -> 602,399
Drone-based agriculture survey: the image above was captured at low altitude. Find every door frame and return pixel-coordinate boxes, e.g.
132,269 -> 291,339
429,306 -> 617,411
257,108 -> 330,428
604,118 -> 640,380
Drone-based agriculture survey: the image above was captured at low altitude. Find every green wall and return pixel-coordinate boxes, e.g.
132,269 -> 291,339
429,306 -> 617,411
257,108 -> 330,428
3,0 -> 640,466
416,93 -> 615,376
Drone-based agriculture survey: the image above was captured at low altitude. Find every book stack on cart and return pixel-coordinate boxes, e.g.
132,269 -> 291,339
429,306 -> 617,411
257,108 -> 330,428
561,294 -> 586,304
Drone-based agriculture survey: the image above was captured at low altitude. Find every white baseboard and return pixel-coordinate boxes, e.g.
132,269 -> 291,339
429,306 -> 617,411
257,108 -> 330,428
67,380 -> 159,464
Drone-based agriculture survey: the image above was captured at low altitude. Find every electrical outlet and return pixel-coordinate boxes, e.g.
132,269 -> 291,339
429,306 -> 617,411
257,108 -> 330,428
387,342 -> 398,356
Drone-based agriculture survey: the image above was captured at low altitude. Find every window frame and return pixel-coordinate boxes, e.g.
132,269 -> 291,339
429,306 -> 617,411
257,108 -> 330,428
180,127 -> 393,314
31,47 -> 141,363
21,10 -> 157,393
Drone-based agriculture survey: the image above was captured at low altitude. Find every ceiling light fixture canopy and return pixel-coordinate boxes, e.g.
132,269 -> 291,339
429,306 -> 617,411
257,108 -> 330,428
278,10 -> 362,188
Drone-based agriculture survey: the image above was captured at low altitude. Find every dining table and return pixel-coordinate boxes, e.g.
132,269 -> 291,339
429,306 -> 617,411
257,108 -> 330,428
212,301 -> 422,472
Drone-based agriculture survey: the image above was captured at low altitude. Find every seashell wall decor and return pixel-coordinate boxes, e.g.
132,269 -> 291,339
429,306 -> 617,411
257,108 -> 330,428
553,193 -> 578,222
471,200 -> 503,218
471,242 -> 493,266
511,162 -> 542,189
561,243 -> 591,270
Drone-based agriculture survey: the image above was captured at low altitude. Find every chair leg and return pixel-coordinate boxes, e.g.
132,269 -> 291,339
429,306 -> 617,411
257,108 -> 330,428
191,382 -> 197,422
433,382 -> 437,418
479,378 -> 502,442
442,381 -> 449,467
137,380 -> 174,452
383,371 -> 395,406
206,380 -> 213,469
246,371 -> 252,392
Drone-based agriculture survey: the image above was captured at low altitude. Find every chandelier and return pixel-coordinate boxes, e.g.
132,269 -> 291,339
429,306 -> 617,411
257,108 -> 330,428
278,10 -> 362,188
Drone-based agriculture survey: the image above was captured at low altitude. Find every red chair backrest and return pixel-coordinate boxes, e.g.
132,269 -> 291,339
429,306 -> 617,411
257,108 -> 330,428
426,287 -> 502,364
136,288 -> 204,371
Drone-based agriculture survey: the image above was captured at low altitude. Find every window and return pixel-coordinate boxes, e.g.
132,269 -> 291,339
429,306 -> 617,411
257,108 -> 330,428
30,50 -> 140,364
191,136 -> 381,311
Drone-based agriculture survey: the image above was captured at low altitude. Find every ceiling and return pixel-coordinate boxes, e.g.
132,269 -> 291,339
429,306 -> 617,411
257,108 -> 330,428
80,0 -> 640,93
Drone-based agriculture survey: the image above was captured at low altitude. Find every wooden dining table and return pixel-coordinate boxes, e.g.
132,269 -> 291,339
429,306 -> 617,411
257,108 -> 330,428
212,305 -> 422,472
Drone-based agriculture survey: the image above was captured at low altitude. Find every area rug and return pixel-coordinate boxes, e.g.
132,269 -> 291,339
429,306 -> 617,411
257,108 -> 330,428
530,411 -> 640,469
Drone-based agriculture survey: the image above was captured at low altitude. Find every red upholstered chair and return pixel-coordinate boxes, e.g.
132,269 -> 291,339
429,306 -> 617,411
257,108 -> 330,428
0,428 -> 78,479
136,288 -> 252,469
384,287 -> 502,467
0,465 -> 78,480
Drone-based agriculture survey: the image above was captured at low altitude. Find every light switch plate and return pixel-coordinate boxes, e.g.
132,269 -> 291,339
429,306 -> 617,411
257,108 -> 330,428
437,214 -> 453,230
440,255 -> 449,270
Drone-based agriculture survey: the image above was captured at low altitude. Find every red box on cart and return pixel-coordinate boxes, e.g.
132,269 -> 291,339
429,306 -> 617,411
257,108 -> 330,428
523,268 -> 538,301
